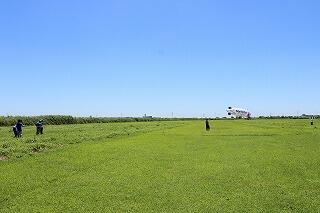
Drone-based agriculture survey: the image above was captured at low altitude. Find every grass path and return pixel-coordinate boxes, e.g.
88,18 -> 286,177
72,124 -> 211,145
1,120 -> 320,212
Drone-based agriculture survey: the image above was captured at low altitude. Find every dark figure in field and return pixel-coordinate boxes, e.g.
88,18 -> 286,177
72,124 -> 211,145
36,120 -> 44,135
15,119 -> 24,137
205,119 -> 210,131
12,125 -> 18,137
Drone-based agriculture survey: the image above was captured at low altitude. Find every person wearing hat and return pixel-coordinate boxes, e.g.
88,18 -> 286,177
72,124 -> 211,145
16,119 -> 24,137
35,120 -> 44,135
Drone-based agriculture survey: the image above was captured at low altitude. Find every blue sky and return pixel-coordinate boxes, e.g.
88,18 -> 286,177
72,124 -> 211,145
0,0 -> 319,117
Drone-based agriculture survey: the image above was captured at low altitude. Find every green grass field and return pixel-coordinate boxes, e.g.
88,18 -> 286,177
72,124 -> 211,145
1,119 -> 319,212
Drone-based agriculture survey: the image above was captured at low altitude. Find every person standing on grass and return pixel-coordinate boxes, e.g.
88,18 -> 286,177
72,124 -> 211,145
205,119 -> 210,131
35,120 -> 44,135
16,119 -> 24,137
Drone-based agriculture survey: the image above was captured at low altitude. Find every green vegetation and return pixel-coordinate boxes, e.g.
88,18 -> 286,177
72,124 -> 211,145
0,121 -> 183,159
1,114 -> 316,127
0,115 -> 196,126
1,119 -> 320,212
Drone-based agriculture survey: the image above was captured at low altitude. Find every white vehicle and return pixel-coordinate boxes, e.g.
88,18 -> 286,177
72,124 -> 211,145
226,107 -> 251,119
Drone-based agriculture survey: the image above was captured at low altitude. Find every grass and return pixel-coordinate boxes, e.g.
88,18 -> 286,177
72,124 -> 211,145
0,119 -> 319,212
0,121 -> 183,158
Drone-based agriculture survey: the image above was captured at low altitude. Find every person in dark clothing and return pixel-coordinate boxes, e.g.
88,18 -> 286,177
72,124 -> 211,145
310,117 -> 314,126
15,119 -> 24,137
205,119 -> 210,131
12,125 -> 18,137
35,120 -> 44,135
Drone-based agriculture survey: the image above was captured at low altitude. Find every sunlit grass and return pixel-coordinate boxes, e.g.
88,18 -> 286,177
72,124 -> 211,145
0,119 -> 319,212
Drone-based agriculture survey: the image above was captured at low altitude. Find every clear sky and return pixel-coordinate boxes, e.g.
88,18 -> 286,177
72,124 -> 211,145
0,0 -> 319,117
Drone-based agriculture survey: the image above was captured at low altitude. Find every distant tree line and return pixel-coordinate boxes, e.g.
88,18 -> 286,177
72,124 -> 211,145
256,115 -> 320,119
0,115 -> 198,127
1,115 -> 318,126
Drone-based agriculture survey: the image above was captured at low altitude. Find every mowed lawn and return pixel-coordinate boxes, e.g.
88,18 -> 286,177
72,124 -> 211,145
1,120 -> 320,212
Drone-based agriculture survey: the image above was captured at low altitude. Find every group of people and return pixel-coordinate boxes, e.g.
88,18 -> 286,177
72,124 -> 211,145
12,118 -> 209,137
12,120 -> 44,138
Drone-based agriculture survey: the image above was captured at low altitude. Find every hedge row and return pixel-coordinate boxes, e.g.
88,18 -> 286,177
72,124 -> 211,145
0,115 -> 198,127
